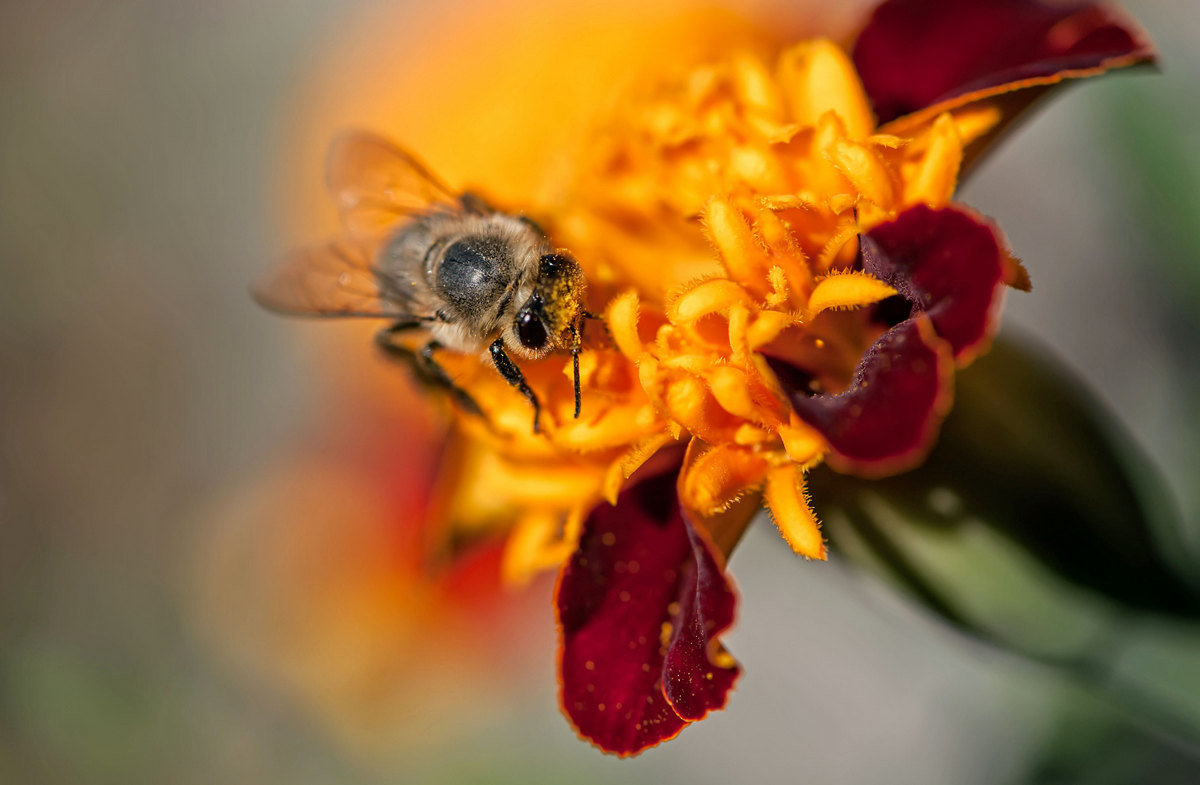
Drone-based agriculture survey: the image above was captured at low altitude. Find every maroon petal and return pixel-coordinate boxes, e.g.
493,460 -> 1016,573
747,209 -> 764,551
861,204 -> 1020,362
853,0 -> 1156,126
768,317 -> 954,477
556,461 -> 739,756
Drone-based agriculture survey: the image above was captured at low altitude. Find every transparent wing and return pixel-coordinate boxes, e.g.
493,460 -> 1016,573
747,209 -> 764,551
251,241 -> 427,319
327,130 -> 463,239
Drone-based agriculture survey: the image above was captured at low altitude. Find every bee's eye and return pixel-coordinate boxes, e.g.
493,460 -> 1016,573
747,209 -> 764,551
516,309 -> 549,350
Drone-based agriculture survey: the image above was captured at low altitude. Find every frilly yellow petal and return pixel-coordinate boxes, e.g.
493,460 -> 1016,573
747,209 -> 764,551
667,278 -> 753,324
764,463 -> 826,559
679,443 -> 770,516
807,270 -> 898,318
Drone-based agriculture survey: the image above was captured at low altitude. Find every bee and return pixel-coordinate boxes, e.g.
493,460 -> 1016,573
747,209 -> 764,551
253,131 -> 589,432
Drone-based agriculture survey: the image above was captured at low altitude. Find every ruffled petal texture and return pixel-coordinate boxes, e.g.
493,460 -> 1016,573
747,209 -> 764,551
860,204 -> 1025,362
768,317 -> 954,477
556,460 -> 739,755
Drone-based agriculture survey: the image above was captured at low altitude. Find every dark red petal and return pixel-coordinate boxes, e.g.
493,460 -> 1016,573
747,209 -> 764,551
861,204 -> 1018,362
853,0 -> 1156,125
556,462 -> 739,756
768,317 -> 954,477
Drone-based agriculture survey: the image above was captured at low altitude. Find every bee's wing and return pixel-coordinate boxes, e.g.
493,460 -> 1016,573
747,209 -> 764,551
252,241 -> 428,320
327,131 -> 465,239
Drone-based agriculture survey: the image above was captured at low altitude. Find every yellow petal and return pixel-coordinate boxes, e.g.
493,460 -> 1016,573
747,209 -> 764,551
764,463 -> 826,559
704,198 -> 766,290
778,419 -> 827,466
950,103 -> 1004,148
776,39 -> 875,139
679,443 -> 769,516
807,271 -> 897,317
905,113 -> 962,207
667,278 -> 753,324
730,51 -> 784,119
607,290 -> 644,360
553,405 -> 660,452
830,139 -> 897,209
601,431 -> 675,504
707,365 -> 760,422
745,309 -> 794,350
502,510 -> 575,586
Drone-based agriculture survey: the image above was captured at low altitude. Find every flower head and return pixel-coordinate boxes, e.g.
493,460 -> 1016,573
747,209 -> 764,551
269,0 -> 1155,758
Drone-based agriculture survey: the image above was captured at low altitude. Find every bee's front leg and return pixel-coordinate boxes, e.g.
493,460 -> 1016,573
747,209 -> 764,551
488,339 -> 541,434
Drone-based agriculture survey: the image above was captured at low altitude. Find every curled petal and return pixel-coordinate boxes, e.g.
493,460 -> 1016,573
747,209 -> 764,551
860,204 -> 1021,362
668,279 -> 753,325
853,0 -> 1156,125
679,441 -> 770,516
557,460 -> 739,755
767,316 -> 954,477
807,270 -> 898,319
764,463 -> 826,559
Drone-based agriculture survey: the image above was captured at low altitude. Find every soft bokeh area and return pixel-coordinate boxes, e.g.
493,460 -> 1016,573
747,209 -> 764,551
3,0 -> 1199,782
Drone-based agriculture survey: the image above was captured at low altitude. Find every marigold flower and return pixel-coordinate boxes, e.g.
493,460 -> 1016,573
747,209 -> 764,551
265,0 -> 1156,757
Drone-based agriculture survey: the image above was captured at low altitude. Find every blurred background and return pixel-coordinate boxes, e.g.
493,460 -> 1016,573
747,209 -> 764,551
2,0 -> 1199,783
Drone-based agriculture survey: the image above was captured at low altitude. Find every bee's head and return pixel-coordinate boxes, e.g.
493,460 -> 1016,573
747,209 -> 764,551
511,252 -> 584,356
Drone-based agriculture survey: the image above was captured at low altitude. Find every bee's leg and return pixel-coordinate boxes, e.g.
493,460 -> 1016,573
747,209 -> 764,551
374,325 -> 482,418
570,320 -> 582,419
488,338 -> 541,434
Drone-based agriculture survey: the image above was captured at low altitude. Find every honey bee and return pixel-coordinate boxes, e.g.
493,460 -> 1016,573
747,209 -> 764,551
253,131 -> 589,432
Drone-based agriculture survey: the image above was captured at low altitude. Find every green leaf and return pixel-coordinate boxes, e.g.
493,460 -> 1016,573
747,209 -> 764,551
809,334 -> 1200,666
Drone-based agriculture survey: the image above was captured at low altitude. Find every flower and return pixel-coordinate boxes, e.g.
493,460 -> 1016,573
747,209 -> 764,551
273,0 -> 1155,758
